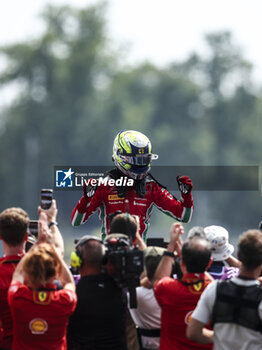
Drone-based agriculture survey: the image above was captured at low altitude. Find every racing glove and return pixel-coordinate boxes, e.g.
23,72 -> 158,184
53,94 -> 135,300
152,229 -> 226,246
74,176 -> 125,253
176,175 -> 193,195
83,180 -> 97,198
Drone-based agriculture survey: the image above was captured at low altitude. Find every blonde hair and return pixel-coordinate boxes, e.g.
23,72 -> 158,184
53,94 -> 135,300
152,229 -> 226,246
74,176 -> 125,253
22,243 -> 62,288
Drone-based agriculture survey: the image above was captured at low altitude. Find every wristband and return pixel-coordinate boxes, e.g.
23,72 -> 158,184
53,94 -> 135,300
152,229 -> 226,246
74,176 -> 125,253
48,221 -> 58,229
163,250 -> 175,258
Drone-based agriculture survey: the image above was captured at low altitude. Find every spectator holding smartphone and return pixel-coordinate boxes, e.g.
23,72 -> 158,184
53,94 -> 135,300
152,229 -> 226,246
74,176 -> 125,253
8,216 -> 76,350
38,198 -> 64,258
0,194 -> 64,349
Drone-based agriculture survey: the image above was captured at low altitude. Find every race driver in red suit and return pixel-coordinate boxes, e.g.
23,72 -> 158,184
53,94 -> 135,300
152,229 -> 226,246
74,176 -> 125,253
71,130 -> 193,241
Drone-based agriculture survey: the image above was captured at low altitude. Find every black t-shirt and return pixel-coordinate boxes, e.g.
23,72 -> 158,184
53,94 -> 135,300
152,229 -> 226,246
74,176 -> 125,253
67,273 -> 127,350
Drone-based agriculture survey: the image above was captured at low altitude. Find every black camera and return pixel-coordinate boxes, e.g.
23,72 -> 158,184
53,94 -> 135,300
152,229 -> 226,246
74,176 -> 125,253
104,233 -> 144,308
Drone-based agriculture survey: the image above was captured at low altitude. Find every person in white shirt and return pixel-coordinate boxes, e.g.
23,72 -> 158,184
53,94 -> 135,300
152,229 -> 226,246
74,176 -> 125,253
186,229 -> 262,350
128,246 -> 165,350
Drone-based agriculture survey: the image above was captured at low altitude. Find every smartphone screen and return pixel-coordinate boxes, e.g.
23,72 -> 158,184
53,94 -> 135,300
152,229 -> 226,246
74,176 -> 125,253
40,189 -> 53,209
29,220 -> 38,238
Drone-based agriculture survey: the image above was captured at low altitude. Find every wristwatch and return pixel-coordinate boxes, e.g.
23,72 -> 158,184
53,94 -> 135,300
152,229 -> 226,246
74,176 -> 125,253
48,221 -> 58,229
163,250 -> 175,258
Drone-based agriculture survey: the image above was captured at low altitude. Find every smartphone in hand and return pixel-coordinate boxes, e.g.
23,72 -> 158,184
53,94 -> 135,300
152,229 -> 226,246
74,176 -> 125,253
40,189 -> 53,210
29,220 -> 38,238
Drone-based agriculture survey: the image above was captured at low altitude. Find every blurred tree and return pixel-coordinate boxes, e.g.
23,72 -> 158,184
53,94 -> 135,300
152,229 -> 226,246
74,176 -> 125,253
104,63 -> 204,165
175,32 -> 262,227
177,31 -> 257,164
0,3 -> 115,215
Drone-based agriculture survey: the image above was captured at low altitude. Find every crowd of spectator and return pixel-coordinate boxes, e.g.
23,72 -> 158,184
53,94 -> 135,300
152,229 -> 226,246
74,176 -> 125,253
1,197 -> 262,350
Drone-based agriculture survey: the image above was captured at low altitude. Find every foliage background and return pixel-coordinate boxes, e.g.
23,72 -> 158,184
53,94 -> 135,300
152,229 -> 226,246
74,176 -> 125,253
0,3 -> 261,259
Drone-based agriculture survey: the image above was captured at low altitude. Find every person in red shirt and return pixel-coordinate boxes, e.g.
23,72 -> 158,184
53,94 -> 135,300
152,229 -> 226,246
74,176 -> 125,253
153,223 -> 213,350
0,200 -> 64,350
8,242 -> 77,350
72,130 -> 194,241
0,208 -> 29,349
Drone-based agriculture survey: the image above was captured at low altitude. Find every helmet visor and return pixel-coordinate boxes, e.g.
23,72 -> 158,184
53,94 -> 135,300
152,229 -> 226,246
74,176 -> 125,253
118,153 -> 158,166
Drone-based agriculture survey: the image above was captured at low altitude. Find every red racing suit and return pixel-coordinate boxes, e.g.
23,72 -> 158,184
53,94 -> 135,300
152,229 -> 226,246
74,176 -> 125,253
71,175 -> 193,240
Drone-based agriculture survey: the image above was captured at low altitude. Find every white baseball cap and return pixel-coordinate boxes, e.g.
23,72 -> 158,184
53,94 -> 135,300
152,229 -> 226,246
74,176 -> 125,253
204,225 -> 234,261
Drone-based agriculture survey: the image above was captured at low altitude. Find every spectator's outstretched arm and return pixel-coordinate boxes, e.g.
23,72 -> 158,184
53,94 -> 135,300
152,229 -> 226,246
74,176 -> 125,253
226,255 -> 241,268
153,223 -> 184,284
38,199 -> 64,258
134,215 -> 147,250
12,219 -> 52,285
186,318 -> 213,344
56,255 -> 76,292
37,216 -> 74,290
